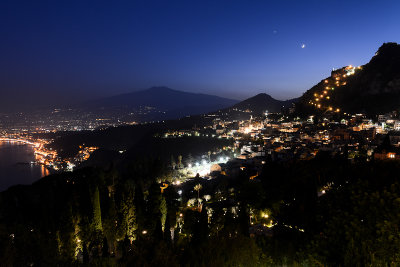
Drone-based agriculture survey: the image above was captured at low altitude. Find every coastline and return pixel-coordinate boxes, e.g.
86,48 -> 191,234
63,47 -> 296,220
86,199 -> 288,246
0,140 -> 51,191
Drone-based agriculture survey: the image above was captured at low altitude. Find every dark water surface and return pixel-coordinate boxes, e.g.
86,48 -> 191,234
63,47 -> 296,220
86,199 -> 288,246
0,141 -> 50,191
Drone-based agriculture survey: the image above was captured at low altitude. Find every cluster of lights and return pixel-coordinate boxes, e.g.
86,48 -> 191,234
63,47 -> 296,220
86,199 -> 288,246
186,156 -> 230,177
308,65 -> 360,113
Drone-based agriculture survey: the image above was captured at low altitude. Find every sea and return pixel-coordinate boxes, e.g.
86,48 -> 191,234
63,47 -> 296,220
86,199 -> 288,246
0,141 -> 50,192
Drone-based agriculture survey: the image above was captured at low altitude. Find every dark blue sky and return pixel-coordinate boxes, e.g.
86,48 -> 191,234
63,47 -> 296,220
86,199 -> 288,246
1,0 -> 399,110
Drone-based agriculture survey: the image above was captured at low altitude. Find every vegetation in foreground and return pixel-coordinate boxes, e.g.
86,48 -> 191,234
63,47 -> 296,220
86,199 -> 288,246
1,151 -> 400,266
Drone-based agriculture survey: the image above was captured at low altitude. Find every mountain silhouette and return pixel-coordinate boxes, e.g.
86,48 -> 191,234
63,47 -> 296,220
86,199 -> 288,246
229,93 -> 298,114
89,86 -> 239,120
296,42 -> 400,116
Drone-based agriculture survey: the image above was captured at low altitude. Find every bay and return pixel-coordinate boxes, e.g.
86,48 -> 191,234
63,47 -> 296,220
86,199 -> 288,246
0,141 -> 50,192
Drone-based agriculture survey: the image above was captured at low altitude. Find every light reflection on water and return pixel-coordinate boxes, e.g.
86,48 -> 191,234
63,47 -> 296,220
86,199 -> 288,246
0,141 -> 50,191
40,164 -> 50,177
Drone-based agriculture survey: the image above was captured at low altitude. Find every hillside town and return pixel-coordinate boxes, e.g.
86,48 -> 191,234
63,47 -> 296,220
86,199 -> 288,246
2,105 -> 400,178
133,106 -> 400,186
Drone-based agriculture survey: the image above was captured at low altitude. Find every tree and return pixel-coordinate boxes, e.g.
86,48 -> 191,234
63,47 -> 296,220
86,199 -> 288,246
125,198 -> 137,244
160,196 -> 167,232
163,186 -> 179,238
147,182 -> 163,236
92,186 -> 102,232
56,203 -> 76,261
177,155 -> 183,169
194,184 -> 202,208
102,193 -> 117,248
170,155 -> 176,169
134,183 -> 145,232
118,180 -> 137,244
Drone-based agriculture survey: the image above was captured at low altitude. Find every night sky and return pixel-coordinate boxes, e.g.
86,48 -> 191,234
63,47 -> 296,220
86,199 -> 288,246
1,0 -> 400,111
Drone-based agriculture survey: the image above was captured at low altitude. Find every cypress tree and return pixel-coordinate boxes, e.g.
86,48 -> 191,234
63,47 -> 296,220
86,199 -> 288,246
124,180 -> 137,243
160,196 -> 167,231
93,186 -> 102,231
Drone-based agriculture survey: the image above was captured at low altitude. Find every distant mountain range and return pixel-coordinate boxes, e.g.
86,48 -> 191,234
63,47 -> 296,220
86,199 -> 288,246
88,86 -> 239,121
296,42 -> 400,116
88,86 -> 297,121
